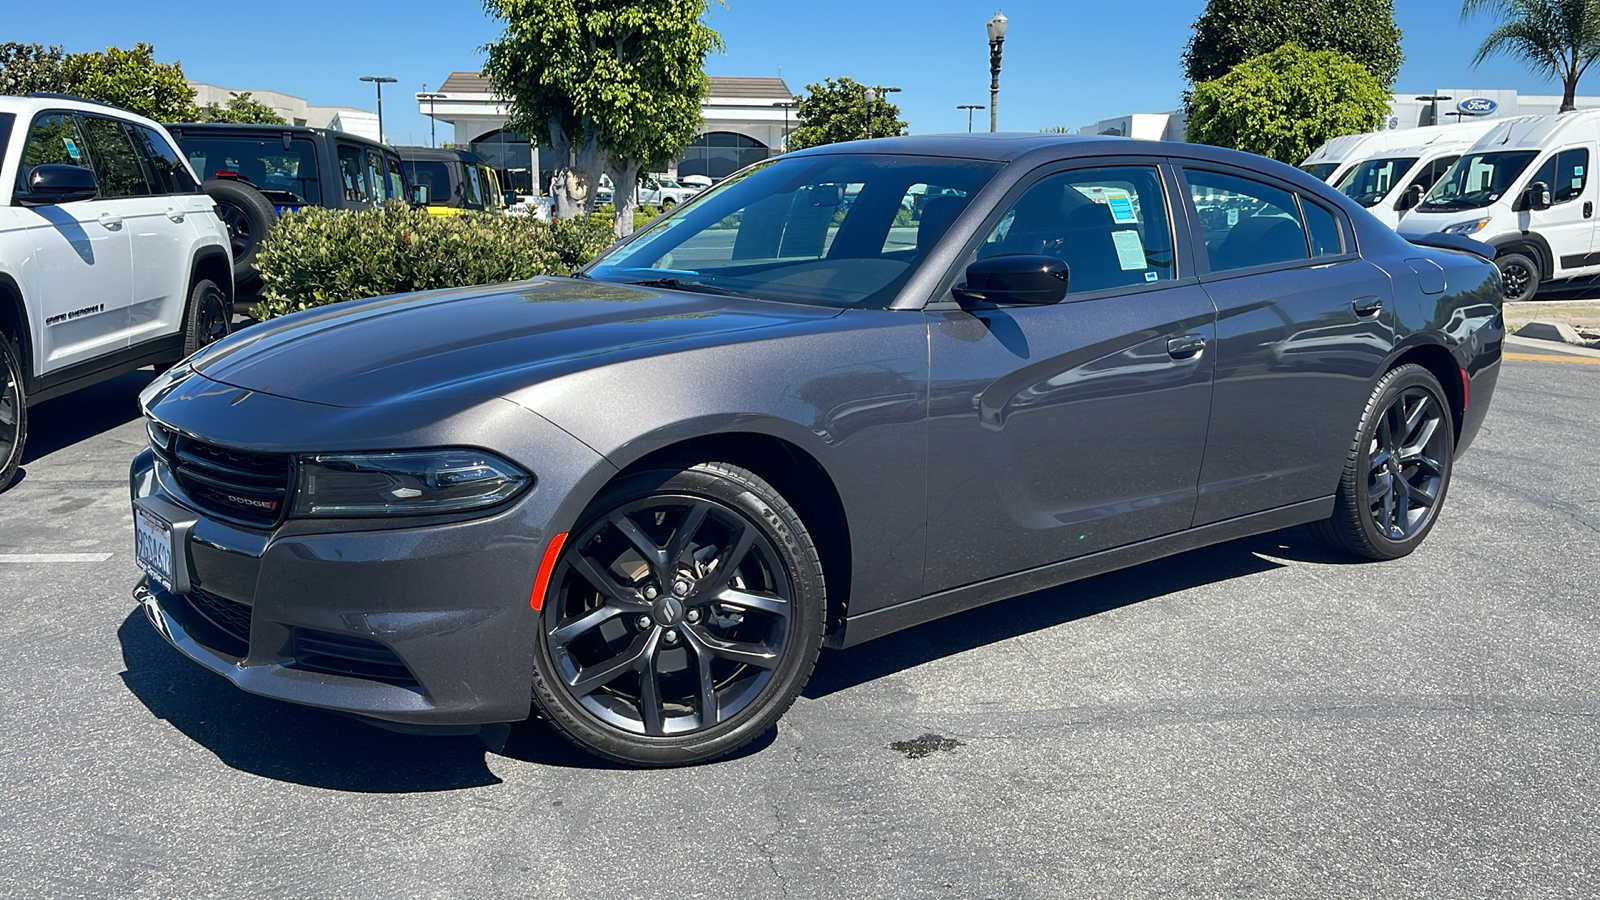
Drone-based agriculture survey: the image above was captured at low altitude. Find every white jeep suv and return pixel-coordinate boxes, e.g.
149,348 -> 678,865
0,95 -> 231,489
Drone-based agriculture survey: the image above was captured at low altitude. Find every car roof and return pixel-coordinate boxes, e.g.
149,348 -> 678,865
165,121 -> 393,149
394,146 -> 489,164
0,93 -> 167,131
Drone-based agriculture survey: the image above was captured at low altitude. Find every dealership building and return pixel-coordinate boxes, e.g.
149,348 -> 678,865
417,72 -> 795,192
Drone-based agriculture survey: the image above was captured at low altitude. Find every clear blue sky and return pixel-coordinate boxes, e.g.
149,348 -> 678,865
3,0 -> 1578,144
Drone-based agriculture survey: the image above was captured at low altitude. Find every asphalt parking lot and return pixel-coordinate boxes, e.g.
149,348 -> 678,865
0,350 -> 1596,899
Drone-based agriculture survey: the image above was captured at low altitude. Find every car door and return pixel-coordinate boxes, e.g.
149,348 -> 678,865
14,111 -> 132,375
1521,146 -> 1596,275
1177,165 -> 1393,526
923,160 -> 1217,594
80,114 -> 188,351
125,122 -> 210,343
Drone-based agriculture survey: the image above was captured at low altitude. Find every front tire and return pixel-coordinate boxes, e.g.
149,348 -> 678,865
0,335 -> 26,493
1496,251 -> 1540,303
530,462 -> 826,766
1310,364 -> 1454,560
183,278 -> 232,356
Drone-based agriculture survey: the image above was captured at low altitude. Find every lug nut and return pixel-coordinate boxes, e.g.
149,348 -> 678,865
664,630 -> 679,644
643,586 -> 659,600
685,608 -> 701,624
672,580 -> 691,597
637,616 -> 653,630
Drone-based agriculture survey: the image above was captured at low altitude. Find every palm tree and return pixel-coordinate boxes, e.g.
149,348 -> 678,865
1463,0 -> 1600,111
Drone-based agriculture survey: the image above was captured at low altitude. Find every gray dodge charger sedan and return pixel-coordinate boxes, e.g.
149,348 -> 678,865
131,135 -> 1503,765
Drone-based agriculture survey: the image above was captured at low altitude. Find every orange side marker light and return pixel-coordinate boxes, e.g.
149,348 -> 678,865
530,532 -> 569,611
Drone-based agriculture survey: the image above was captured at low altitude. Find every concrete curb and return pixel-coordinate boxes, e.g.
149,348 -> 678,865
1505,334 -> 1600,358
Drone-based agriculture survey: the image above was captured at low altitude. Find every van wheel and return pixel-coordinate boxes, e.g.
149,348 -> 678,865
1496,252 -> 1540,303
183,278 -> 233,356
0,335 -> 26,493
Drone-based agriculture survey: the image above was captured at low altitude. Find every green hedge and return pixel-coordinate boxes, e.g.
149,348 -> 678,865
250,204 -> 618,321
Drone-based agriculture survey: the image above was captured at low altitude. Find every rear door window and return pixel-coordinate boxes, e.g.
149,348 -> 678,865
1185,169 -> 1310,272
135,126 -> 200,194
337,143 -> 371,202
81,116 -> 152,198
1301,199 -> 1344,257
1527,148 -> 1590,203
404,160 -> 451,205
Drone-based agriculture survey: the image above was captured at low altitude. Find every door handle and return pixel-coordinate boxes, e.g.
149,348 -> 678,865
1586,201 -> 1594,219
1166,335 -> 1207,360
165,207 -> 186,223
1352,296 -> 1384,317
97,212 -> 123,229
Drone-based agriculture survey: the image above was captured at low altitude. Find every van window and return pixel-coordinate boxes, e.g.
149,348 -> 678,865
1402,155 -> 1458,202
1300,162 -> 1340,183
1419,150 -> 1538,211
1526,148 -> 1589,204
1336,156 -> 1418,207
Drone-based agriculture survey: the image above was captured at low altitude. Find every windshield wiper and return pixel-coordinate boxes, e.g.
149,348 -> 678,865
627,278 -> 758,299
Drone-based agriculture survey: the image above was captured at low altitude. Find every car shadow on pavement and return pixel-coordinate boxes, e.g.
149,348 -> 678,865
23,369 -> 155,464
805,526 -> 1342,699
117,611 -> 507,792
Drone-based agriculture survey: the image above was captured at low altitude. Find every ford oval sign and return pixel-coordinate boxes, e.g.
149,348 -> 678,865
1458,97 -> 1499,116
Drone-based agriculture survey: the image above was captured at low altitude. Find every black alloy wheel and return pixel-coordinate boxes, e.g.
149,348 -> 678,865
216,201 -> 255,259
530,462 -> 825,766
183,278 -> 233,356
1311,364 -> 1455,560
1496,252 -> 1539,303
0,336 -> 24,492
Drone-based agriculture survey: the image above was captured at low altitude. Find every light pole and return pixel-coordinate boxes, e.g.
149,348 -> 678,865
772,100 -> 797,151
418,88 -> 446,148
361,75 -> 398,143
1416,93 -> 1452,127
987,10 -> 1008,132
957,104 -> 986,133
866,86 -> 901,140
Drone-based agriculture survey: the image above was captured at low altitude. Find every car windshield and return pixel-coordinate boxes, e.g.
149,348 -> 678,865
1419,150 -> 1538,211
585,154 -> 1002,308
1300,162 -> 1340,182
1336,156 -> 1419,207
179,135 -> 321,203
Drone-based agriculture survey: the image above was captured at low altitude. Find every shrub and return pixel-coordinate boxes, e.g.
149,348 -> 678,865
590,204 -> 663,232
250,204 -> 616,320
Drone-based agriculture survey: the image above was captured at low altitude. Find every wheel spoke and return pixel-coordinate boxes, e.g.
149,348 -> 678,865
697,524 -> 756,597
549,602 -> 625,644
1368,447 -> 1391,476
636,639 -> 665,736
1403,395 -> 1428,439
685,625 -> 779,669
664,501 -> 711,570
568,631 -> 653,696
1406,479 -> 1438,508
716,587 -> 789,619
611,513 -> 667,575
1399,415 -> 1440,461
681,628 -> 722,728
569,550 -> 646,606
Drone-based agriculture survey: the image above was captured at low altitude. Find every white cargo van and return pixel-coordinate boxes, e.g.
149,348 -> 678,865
1397,111 -> 1600,302
1329,120 -> 1499,229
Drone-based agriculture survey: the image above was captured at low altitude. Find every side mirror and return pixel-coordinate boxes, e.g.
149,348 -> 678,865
1522,181 -> 1552,211
19,164 -> 98,206
1397,183 -> 1425,211
953,255 -> 1070,306
410,184 -> 430,206
503,190 -> 517,207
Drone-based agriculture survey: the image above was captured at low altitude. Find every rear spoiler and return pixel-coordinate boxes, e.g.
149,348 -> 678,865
1405,232 -> 1494,261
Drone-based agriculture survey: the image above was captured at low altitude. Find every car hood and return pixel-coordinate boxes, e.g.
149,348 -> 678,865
194,277 -> 841,408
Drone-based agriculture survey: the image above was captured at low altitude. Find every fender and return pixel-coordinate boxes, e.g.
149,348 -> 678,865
1487,231 -> 1553,276
0,270 -> 34,387
189,245 -> 235,302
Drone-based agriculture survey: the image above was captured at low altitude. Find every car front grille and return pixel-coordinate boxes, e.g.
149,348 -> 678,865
158,432 -> 291,528
291,629 -> 419,687
186,587 -> 252,657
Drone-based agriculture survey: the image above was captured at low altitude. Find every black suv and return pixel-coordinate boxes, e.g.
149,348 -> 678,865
165,124 -> 412,288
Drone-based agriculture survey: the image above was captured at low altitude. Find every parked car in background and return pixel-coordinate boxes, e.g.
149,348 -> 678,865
1329,120 -> 1498,229
1399,110 -> 1600,302
1301,123 -> 1491,188
131,134 -> 1501,766
166,123 -> 410,289
397,146 -> 507,216
678,174 -> 712,189
637,174 -> 698,207
0,94 -> 232,490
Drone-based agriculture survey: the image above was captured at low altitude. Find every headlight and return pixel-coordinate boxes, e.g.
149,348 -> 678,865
1442,218 -> 1490,236
292,449 -> 532,517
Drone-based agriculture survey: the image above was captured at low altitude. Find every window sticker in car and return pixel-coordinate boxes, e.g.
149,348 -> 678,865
1104,191 -> 1137,224
1111,230 -> 1148,271
63,138 -> 80,159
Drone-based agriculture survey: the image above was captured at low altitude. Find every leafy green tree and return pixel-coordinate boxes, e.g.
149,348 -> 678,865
60,43 -> 198,121
1464,0 -> 1600,111
1186,44 -> 1391,164
199,92 -> 286,124
483,0 -> 722,235
1183,0 -> 1403,91
0,43 -> 69,96
786,77 -> 908,151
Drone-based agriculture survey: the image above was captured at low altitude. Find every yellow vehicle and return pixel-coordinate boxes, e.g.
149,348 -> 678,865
397,147 -> 507,216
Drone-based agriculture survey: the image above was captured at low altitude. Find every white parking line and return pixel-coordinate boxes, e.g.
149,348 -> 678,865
0,553 -> 113,563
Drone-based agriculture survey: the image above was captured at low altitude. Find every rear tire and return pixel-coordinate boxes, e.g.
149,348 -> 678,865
1496,251 -> 1540,303
1310,364 -> 1454,560
530,462 -> 826,766
0,335 -> 26,493
204,180 -> 276,290
182,278 -> 232,356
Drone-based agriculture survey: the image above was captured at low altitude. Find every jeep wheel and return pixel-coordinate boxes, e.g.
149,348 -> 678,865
0,335 -> 26,493
205,179 -> 276,291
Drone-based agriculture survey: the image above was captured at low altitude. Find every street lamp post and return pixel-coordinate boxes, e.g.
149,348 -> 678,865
361,75 -> 398,143
772,100 -> 797,151
418,89 -> 446,148
987,10 -> 1008,133
866,86 -> 901,140
1416,93 -> 1452,127
957,104 -> 986,133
